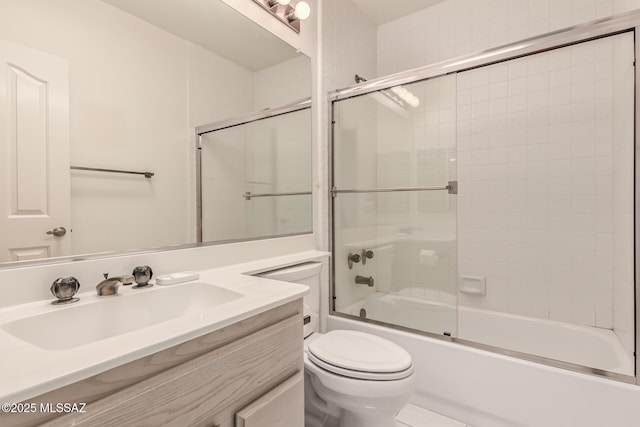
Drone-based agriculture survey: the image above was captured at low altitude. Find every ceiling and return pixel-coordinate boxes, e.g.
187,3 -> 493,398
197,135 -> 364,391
351,0 -> 447,26
101,0 -> 301,71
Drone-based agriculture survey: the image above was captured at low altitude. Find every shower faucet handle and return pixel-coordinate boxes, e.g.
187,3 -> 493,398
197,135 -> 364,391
361,249 -> 374,265
347,252 -> 361,269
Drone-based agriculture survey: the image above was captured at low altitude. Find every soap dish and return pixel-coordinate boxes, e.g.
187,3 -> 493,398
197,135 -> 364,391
156,271 -> 200,285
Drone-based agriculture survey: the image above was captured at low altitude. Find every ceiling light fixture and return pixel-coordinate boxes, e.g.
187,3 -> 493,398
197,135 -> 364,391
253,0 -> 311,33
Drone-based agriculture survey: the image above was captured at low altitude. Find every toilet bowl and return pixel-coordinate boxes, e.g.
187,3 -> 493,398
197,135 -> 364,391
256,262 -> 415,427
304,330 -> 415,427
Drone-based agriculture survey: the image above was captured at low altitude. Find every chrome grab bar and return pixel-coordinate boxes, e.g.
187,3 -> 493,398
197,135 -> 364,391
331,180 -> 457,195
71,166 -> 154,178
243,191 -> 312,200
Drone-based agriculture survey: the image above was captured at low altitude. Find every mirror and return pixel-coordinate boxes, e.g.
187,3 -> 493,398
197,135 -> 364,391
0,0 -> 312,265
199,102 -> 312,242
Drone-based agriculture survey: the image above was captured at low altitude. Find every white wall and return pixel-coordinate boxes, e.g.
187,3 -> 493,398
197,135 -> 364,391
254,55 -> 312,109
188,43 -> 255,128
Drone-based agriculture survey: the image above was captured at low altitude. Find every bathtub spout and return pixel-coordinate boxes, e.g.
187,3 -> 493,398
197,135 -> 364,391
355,275 -> 374,287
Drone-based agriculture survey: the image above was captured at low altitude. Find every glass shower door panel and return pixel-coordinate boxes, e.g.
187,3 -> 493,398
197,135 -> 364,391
333,76 -> 457,191
200,107 -> 312,241
455,32 -> 635,375
333,191 -> 457,336
332,74 -> 458,337
245,109 -> 312,236
200,126 -> 247,242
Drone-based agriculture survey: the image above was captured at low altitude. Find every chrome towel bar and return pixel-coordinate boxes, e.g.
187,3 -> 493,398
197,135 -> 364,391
243,191 -> 312,200
331,180 -> 457,196
71,166 -> 154,178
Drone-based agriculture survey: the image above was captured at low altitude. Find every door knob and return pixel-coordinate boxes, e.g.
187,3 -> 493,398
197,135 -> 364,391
46,226 -> 67,237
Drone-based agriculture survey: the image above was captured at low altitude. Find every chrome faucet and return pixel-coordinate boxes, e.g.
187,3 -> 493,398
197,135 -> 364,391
96,273 -> 134,296
355,275 -> 374,287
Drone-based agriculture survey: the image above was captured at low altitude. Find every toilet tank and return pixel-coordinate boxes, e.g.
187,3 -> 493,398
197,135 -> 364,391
255,262 -> 322,337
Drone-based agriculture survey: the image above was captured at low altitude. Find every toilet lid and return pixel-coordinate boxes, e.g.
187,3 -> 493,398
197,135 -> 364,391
308,330 -> 413,380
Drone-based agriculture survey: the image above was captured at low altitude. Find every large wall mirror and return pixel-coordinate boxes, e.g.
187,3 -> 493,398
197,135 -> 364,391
0,0 -> 312,266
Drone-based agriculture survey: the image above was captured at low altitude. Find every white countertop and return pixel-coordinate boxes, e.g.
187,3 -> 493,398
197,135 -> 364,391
0,250 -> 327,403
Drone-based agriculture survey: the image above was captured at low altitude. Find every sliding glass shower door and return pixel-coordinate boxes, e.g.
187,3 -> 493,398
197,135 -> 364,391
331,30 -> 635,378
198,103 -> 312,243
332,74 -> 458,337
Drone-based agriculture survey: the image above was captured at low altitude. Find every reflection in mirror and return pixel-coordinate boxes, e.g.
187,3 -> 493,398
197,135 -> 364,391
0,0 -> 311,265
198,101 -> 312,242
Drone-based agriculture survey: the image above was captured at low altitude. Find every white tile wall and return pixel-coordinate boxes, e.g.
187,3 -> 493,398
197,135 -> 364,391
377,0 -> 640,77
456,34 -> 634,335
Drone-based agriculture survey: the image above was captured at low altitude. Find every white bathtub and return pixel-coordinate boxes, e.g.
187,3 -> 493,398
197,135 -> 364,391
328,306 -> 640,427
341,292 -> 633,376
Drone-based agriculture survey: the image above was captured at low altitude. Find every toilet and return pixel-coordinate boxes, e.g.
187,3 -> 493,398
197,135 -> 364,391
256,262 -> 415,427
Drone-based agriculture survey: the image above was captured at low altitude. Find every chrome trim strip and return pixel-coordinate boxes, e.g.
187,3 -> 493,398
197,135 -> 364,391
329,11 -> 640,102
329,92 -> 336,312
635,25 -> 639,384
243,191 -> 312,200
195,97 -> 311,135
196,134 -> 203,243
329,312 -> 636,384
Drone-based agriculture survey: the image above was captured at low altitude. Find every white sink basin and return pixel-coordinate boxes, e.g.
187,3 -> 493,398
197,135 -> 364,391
1,282 -> 242,351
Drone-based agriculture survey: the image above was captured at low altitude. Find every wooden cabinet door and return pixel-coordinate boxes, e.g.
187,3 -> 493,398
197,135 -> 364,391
236,373 -> 304,427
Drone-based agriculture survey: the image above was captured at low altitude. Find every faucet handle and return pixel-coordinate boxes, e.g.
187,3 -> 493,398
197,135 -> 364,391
347,252 -> 361,269
50,277 -> 81,305
132,266 -> 153,289
361,249 -> 374,265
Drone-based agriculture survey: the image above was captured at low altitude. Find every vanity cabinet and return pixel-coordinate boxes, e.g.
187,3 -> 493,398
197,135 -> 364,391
6,300 -> 303,427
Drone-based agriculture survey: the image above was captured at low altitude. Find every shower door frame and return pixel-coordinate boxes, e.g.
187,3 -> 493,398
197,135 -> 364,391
195,97 -> 312,244
328,11 -> 640,384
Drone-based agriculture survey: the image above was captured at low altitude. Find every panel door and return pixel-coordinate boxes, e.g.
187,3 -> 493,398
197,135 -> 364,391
0,39 -> 70,261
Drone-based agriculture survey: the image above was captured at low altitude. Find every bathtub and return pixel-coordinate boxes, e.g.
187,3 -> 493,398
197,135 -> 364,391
329,300 -> 640,427
341,292 -> 633,376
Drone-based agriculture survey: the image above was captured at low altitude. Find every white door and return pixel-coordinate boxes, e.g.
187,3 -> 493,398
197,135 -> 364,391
0,39 -> 70,262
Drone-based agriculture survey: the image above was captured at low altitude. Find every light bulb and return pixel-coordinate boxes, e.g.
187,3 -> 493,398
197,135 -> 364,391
294,1 -> 311,20
277,0 -> 291,5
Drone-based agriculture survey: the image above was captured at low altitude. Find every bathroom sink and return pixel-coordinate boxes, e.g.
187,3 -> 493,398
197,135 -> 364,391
1,282 -> 242,351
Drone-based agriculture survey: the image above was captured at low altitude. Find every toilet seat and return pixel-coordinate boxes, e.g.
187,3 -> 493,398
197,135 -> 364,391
307,330 -> 413,380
